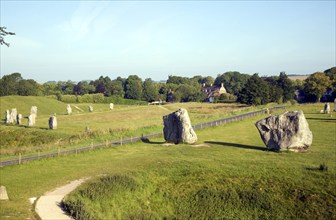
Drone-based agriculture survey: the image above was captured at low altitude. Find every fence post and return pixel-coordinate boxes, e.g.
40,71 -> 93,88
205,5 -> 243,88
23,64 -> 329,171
19,153 -> 21,165
121,136 -> 123,146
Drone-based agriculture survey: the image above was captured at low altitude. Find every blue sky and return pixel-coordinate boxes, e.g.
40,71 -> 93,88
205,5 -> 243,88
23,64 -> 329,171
1,1 -> 335,83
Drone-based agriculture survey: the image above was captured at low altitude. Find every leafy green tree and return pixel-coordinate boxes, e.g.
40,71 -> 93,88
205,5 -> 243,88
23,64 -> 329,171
17,79 -> 40,96
237,74 -> 270,105
109,78 -> 125,97
124,75 -> 143,100
42,82 -> 58,96
303,72 -> 332,102
57,81 -> 75,95
166,75 -> 189,85
276,72 -> 295,102
0,72 -> 22,96
142,78 -> 158,102
73,81 -> 95,95
214,71 -> 250,95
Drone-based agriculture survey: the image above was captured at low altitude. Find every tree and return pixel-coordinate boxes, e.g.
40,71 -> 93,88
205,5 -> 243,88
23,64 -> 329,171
303,72 -> 331,102
142,78 -> 158,102
124,75 -> 143,100
276,72 -> 295,102
214,71 -> 250,95
110,77 -> 125,97
73,81 -> 95,95
237,74 -> 270,105
0,27 -> 15,47
0,72 -> 22,96
17,79 -> 40,96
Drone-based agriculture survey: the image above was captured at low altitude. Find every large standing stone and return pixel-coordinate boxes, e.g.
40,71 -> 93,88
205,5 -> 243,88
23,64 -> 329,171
109,103 -> 114,110
28,114 -> 36,127
17,114 -> 22,125
89,106 -> 93,112
255,110 -> 313,152
31,106 -> 38,116
10,108 -> 17,124
66,104 -> 72,115
324,103 -> 330,114
163,108 -> 197,144
5,110 -> 12,124
49,115 -> 57,129
0,186 -> 9,200
334,98 -> 336,112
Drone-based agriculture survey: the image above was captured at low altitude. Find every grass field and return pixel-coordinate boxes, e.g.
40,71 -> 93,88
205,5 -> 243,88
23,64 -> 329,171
0,103 -> 335,219
1,96 -> 260,159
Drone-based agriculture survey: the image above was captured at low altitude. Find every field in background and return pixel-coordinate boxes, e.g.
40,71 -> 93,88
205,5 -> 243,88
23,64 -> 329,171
288,75 -> 309,81
0,103 -> 334,219
0,96 -> 261,159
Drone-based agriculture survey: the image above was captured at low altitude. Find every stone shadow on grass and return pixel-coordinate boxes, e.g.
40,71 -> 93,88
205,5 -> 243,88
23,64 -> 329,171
141,137 -> 166,145
306,117 -> 336,122
205,141 -> 265,151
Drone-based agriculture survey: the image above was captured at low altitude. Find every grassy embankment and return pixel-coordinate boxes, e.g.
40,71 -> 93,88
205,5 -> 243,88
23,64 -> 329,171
0,103 -> 335,219
1,96 -> 261,159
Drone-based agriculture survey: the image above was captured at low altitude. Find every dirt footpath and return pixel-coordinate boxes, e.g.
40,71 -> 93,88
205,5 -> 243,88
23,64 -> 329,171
35,178 -> 88,220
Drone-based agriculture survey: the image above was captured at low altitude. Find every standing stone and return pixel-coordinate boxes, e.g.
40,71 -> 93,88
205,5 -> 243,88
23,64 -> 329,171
17,114 -> 22,125
324,103 -> 330,114
31,106 -> 38,116
334,98 -> 336,112
255,110 -> 313,152
0,186 -> 9,200
109,103 -> 114,110
66,104 -> 72,115
28,114 -> 36,127
10,108 -> 17,124
5,110 -> 12,124
49,115 -> 57,129
89,106 -> 93,112
163,108 -> 197,144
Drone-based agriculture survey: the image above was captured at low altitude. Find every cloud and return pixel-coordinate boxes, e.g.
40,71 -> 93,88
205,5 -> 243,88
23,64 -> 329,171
57,1 -> 111,40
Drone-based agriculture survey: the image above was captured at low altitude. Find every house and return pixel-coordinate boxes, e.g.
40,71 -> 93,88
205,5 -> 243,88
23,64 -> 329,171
201,83 -> 227,102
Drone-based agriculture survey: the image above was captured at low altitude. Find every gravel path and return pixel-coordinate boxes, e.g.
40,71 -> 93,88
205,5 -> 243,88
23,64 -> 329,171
35,178 -> 88,220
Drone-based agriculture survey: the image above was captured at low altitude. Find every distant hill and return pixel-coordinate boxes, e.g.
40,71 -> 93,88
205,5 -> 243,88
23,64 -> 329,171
287,75 -> 309,81
0,96 -> 67,117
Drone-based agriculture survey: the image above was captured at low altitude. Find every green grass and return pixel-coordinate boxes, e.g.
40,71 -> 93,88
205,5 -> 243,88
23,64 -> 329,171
0,103 -> 335,219
1,96 -> 258,159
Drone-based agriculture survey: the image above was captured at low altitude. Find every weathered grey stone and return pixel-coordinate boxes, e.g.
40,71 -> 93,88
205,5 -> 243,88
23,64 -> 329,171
89,106 -> 93,112
109,103 -> 114,110
66,104 -> 72,115
324,103 -> 330,114
5,110 -> 12,124
49,115 -> 57,129
255,110 -> 313,152
0,186 -> 9,200
17,114 -> 22,125
334,98 -> 336,112
31,106 -> 38,116
163,108 -> 197,144
5,109 -> 17,124
28,114 -> 36,127
10,108 -> 17,123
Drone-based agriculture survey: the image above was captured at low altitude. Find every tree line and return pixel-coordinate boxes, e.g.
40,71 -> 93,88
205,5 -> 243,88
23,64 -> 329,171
0,67 -> 335,105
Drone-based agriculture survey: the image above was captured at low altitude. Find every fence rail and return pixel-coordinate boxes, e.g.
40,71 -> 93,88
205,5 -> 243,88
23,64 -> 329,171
0,106 -> 287,167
